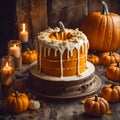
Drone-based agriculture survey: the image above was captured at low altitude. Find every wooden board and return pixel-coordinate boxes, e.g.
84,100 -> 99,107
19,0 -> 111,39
16,0 -> 48,41
0,0 -> 120,57
47,0 -> 88,28
0,63 -> 120,120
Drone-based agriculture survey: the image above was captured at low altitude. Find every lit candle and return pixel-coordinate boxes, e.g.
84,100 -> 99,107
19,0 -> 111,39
2,62 -> 12,75
2,62 -> 14,86
10,44 -> 21,58
19,23 -> 28,42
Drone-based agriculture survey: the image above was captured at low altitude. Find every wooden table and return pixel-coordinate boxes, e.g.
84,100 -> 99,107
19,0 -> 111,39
0,60 -> 120,120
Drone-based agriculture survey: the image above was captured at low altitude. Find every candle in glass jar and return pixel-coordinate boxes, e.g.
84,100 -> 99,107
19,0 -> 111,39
19,23 -> 28,42
10,44 -> 21,58
2,62 -> 12,75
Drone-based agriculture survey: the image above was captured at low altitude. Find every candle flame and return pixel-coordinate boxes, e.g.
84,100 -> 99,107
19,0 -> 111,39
5,62 -> 9,68
13,44 -> 17,48
23,23 -> 26,32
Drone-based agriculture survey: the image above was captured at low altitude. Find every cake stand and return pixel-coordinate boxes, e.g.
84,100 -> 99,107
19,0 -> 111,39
28,61 -> 102,99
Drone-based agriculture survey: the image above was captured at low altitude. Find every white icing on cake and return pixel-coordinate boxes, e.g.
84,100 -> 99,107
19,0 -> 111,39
36,27 -> 89,77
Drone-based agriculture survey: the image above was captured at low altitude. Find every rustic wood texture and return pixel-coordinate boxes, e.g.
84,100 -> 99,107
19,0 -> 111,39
48,0 -> 120,28
0,57 -> 120,120
16,0 -> 48,41
88,0 -> 120,13
16,0 -> 120,39
47,0 -> 88,28
0,0 -> 120,57
0,1 -> 119,119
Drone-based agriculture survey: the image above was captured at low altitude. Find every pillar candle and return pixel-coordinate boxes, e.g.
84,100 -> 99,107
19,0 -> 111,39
2,62 -> 12,75
1,61 -> 14,86
19,23 -> 28,43
10,44 -> 21,58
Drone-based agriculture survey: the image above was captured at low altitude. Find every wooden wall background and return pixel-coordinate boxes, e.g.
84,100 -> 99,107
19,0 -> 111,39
0,0 -> 120,57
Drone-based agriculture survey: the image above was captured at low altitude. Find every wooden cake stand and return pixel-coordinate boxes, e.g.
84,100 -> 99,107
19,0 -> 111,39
28,61 -> 102,99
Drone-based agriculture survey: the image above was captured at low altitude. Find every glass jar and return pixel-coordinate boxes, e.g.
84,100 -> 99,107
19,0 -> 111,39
0,55 -> 15,86
8,40 -> 22,70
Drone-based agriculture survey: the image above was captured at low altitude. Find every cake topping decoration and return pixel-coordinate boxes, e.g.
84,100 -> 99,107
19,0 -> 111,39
58,21 -> 65,32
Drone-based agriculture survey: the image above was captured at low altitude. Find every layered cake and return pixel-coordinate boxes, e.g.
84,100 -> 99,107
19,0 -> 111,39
29,22 -> 101,98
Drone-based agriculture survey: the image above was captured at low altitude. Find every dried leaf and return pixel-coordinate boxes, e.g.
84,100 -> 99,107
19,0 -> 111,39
106,109 -> 112,115
79,99 -> 86,104
29,111 -> 37,118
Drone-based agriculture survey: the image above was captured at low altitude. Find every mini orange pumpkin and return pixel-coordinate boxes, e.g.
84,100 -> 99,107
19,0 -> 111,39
5,91 -> 29,113
100,51 -> 120,65
101,83 -> 120,102
81,1 -> 120,51
22,48 -> 37,64
87,54 -> 100,65
105,61 -> 120,81
84,95 -> 110,116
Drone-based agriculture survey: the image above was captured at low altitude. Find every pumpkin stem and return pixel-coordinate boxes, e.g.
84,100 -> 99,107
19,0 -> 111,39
111,84 -> 115,89
59,21 -> 65,32
94,94 -> 98,101
109,51 -> 112,56
27,47 -> 30,54
15,91 -> 19,98
116,61 -> 120,68
102,1 -> 109,15
109,80 -> 118,88
111,82 -> 119,88
90,53 -> 93,58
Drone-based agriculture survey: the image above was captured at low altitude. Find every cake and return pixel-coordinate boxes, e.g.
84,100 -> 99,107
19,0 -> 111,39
29,22 -> 101,98
36,22 -> 89,77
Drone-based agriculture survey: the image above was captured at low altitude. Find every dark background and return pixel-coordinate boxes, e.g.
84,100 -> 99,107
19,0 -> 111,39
0,0 -> 17,57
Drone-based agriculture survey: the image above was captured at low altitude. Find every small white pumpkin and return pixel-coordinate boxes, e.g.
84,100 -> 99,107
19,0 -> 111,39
29,100 -> 40,110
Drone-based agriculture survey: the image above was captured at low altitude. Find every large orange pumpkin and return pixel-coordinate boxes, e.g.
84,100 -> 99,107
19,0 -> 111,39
81,1 -> 120,51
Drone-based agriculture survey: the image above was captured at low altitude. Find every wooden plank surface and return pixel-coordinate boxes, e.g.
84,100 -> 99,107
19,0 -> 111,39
0,49 -> 120,120
0,1 -> 120,118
